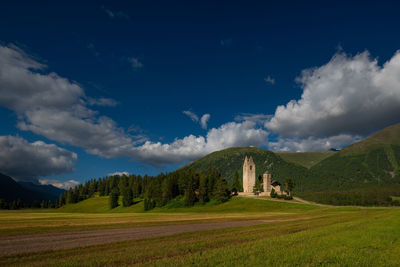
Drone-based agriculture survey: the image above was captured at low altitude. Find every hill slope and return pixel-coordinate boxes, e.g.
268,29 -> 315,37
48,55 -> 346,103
58,195 -> 316,213
0,173 -> 64,203
277,151 -> 337,168
298,123 -> 400,205
310,123 -> 400,190
182,147 -> 310,188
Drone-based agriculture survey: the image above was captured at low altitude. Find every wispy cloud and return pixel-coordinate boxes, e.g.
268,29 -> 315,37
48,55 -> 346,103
264,75 -> 275,85
183,110 -> 199,122
87,97 -> 118,107
101,5 -> 130,20
200,114 -> 210,130
220,38 -> 233,47
183,110 -> 210,129
87,43 -> 100,57
128,57 -> 143,70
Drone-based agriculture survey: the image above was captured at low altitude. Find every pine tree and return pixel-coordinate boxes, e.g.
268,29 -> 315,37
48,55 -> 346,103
184,175 -> 196,207
32,200 -> 40,208
59,194 -> 65,207
270,188 -> 277,198
98,179 -> 106,196
16,198 -> 23,209
10,200 -> 17,210
132,177 -> 142,198
109,188 -> 119,209
119,175 -> 128,194
161,177 -> 173,205
214,177 -> 230,203
231,171 -> 242,195
0,199 -> 8,209
198,174 -> 209,204
40,200 -> 47,208
122,187 -> 133,207
253,176 -> 262,195
88,181 -> 96,197
104,179 -> 110,196
284,178 -> 294,195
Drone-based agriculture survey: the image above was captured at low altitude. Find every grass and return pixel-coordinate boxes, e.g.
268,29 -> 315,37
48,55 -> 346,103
391,196 -> 400,201
1,206 -> 400,266
0,196 -> 318,237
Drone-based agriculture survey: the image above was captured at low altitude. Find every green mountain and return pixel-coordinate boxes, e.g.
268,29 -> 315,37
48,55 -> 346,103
310,124 -> 400,189
182,147 -> 310,188
277,151 -> 337,168
0,173 -> 65,204
298,124 -> 400,205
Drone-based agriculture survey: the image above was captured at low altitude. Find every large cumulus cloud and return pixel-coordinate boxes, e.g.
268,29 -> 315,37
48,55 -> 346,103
0,135 -> 77,181
266,50 -> 400,139
136,121 -> 268,165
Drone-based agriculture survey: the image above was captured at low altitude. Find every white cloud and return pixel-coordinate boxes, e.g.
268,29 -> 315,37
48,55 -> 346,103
39,179 -> 80,190
128,57 -> 143,70
108,171 -> 130,177
266,50 -> 400,139
264,75 -> 275,85
0,136 -> 77,181
183,110 -> 199,122
269,134 -> 360,152
200,114 -> 210,129
135,121 -> 268,166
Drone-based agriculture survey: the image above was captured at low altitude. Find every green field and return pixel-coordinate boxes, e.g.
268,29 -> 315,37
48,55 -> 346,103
1,196 -> 400,266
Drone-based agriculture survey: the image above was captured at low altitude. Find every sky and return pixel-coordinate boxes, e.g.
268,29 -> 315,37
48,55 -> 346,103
1,0 -> 400,189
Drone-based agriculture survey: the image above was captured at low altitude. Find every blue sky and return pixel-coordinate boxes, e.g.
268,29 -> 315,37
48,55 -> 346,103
1,1 -> 400,188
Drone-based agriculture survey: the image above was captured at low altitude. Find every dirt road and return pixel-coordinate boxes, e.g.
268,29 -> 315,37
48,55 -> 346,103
0,220 -> 268,256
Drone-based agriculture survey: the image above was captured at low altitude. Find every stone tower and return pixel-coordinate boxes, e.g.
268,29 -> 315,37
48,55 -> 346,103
243,156 -> 256,193
263,172 -> 272,193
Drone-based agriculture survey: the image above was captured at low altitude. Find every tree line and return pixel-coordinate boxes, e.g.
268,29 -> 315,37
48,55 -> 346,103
62,168 -> 235,211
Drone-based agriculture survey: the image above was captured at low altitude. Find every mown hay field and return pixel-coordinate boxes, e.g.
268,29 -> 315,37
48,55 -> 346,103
1,197 -> 399,266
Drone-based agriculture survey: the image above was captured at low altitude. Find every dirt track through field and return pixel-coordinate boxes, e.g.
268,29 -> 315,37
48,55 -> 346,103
0,220 -> 268,256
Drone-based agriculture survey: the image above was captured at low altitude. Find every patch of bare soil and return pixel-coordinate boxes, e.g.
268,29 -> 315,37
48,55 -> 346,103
0,220 -> 268,256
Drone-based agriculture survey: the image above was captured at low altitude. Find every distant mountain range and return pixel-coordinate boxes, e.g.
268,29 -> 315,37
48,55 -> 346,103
0,173 -> 65,203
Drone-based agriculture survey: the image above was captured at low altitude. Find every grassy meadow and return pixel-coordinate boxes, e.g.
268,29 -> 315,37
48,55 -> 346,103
1,196 -> 400,266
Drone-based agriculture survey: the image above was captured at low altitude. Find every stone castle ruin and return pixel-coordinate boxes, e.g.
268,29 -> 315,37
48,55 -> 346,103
242,156 -> 283,195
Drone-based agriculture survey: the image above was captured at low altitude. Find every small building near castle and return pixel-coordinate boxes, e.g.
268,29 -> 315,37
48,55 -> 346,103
242,156 -> 284,195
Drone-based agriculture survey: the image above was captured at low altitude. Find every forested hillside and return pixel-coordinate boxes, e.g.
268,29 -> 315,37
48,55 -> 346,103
299,124 -> 400,205
182,147 -> 310,189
